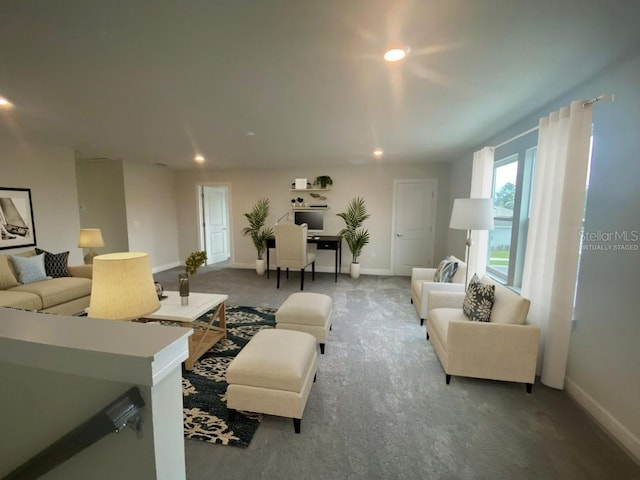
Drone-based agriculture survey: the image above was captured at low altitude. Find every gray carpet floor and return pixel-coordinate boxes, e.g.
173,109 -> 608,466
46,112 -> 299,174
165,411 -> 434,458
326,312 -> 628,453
154,265 -> 640,480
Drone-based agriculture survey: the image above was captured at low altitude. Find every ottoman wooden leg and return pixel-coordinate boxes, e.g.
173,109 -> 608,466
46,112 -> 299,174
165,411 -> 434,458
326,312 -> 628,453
320,343 -> 325,354
293,418 -> 301,434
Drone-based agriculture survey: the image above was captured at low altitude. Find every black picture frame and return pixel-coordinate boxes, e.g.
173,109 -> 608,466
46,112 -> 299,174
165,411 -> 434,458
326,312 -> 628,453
0,187 -> 37,250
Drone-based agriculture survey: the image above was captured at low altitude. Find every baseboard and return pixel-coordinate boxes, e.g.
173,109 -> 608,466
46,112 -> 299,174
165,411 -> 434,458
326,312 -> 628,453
152,261 -> 181,273
565,376 -> 640,464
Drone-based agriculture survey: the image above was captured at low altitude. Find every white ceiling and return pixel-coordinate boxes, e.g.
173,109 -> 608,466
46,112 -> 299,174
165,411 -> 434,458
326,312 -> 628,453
1,1 -> 639,169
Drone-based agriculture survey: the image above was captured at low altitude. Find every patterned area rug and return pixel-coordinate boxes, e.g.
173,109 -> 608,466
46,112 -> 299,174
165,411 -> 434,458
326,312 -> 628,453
180,305 -> 276,448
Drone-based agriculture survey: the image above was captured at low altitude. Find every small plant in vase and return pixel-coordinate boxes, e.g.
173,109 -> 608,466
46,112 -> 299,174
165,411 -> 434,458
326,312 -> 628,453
314,175 -> 333,189
337,196 -> 370,279
242,198 -> 274,275
179,250 -> 207,305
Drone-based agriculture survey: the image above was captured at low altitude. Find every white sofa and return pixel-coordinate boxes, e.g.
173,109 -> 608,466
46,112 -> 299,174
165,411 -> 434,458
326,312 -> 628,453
410,255 -> 466,325
426,276 -> 540,393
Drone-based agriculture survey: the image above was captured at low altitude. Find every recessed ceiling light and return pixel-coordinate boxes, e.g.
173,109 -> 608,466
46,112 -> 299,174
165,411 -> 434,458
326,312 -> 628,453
373,148 -> 384,158
0,96 -> 14,109
383,47 -> 408,62
194,154 -> 205,163
245,131 -> 256,137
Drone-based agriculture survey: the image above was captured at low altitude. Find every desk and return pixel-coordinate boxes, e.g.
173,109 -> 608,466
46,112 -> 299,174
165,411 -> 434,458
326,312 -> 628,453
266,235 -> 342,282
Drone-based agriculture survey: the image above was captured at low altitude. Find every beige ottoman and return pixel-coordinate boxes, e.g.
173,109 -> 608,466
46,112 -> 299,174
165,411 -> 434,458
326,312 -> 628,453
276,292 -> 332,354
226,329 -> 318,433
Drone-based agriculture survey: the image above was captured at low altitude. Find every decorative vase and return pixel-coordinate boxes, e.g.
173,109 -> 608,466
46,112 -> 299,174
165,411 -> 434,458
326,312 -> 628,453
179,273 -> 189,305
350,262 -> 361,279
256,259 -> 266,276
154,282 -> 164,299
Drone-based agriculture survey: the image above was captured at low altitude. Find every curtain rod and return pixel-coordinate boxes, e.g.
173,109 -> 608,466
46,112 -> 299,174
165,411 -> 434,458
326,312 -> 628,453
491,93 -> 614,149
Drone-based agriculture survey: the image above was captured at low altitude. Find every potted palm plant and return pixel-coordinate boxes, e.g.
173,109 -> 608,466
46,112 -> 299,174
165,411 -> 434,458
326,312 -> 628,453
242,198 -> 274,275
337,196 -> 370,278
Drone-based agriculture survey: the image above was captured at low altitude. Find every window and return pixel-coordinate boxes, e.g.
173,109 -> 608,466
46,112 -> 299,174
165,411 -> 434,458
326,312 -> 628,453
486,140 -> 536,289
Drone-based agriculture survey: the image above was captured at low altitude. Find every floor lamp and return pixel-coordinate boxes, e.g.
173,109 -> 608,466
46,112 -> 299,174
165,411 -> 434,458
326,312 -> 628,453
449,198 -> 495,288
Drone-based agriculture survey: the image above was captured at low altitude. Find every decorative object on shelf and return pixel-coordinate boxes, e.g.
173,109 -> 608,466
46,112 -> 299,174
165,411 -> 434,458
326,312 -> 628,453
242,198 -> 274,275
154,281 -> 164,299
337,197 -> 371,279
296,197 -> 304,204
88,252 -> 160,320
78,228 -> 105,264
314,175 -> 333,189
295,178 -> 307,189
310,193 -> 327,200
0,187 -> 37,250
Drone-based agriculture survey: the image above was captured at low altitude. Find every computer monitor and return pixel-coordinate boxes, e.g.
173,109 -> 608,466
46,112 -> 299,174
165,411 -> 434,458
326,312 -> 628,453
293,210 -> 324,233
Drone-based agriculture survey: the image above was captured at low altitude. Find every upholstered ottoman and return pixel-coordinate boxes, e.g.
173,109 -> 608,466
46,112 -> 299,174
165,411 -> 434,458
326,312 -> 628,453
276,292 -> 332,354
226,329 -> 318,433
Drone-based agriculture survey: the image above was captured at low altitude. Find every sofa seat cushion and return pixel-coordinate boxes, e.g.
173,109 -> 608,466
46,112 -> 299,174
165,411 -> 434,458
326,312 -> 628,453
10,277 -> 92,309
0,290 -> 43,310
429,308 -> 468,343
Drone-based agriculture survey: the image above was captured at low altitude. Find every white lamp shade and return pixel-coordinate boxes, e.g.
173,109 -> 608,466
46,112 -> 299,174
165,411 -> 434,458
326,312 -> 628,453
449,198 -> 495,230
88,252 -> 160,321
78,228 -> 105,248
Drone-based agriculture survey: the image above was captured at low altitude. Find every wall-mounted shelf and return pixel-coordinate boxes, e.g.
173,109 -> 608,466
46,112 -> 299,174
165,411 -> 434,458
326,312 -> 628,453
290,188 -> 332,193
290,206 -> 329,210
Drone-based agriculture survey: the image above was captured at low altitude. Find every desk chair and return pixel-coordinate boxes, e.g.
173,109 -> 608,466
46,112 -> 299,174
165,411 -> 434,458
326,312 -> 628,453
274,223 -> 316,290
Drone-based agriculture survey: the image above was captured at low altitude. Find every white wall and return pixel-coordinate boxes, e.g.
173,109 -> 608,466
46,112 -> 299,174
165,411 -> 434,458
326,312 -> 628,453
174,163 -> 451,274
75,159 -> 129,254
122,162 -> 181,272
447,52 -> 640,461
0,143 -> 83,264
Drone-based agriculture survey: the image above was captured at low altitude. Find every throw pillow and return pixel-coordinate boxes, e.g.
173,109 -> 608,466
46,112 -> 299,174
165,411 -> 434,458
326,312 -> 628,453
0,255 -> 19,289
434,257 -> 458,283
463,274 -> 495,322
35,248 -> 71,278
9,253 -> 48,284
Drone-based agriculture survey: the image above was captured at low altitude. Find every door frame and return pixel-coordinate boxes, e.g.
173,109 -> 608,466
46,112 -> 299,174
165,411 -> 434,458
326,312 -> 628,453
197,182 -> 232,265
390,178 -> 438,275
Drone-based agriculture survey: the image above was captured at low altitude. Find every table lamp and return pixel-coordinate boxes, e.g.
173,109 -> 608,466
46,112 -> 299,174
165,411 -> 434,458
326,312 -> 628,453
78,228 -> 105,264
88,252 -> 160,321
449,198 -> 495,287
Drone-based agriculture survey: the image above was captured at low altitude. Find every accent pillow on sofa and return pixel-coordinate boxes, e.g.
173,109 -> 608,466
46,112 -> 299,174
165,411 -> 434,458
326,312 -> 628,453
9,253 -> 49,284
433,257 -> 458,283
35,248 -> 71,278
0,255 -> 20,289
462,274 -> 495,322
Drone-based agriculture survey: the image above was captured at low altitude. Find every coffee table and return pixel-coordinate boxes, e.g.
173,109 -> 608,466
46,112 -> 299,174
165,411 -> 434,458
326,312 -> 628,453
146,291 -> 228,370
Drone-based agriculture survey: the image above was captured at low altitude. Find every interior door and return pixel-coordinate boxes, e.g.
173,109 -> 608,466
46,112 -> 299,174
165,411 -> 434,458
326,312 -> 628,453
202,186 -> 230,265
392,179 -> 437,276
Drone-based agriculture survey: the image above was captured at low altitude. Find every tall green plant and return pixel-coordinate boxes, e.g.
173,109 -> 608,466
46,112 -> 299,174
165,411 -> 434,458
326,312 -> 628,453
337,196 -> 371,263
242,198 -> 274,260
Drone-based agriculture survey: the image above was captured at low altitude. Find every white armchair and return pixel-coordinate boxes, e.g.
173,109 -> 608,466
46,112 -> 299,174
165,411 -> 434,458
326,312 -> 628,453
426,276 -> 540,393
410,255 -> 466,325
274,223 -> 317,290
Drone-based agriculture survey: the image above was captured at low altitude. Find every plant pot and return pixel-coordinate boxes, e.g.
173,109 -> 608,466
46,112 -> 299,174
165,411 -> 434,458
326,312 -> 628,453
256,259 -> 266,275
350,262 -> 361,279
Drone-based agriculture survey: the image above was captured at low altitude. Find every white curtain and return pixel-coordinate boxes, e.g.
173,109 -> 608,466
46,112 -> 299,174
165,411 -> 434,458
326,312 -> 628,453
468,146 -> 494,279
521,99 -> 593,389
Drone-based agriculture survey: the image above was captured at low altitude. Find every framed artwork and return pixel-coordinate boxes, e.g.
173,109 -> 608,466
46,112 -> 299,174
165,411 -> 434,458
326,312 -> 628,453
0,187 -> 37,250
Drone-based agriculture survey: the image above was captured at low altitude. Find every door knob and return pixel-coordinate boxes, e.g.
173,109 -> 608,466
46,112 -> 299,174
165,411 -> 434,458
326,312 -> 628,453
396,233 -> 403,237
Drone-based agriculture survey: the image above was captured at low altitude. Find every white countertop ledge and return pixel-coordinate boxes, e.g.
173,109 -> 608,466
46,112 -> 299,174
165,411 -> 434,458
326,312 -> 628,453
0,307 -> 192,386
